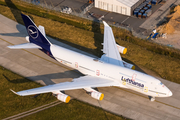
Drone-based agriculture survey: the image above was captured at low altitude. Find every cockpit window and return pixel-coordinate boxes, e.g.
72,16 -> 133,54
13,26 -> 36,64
160,82 -> 163,85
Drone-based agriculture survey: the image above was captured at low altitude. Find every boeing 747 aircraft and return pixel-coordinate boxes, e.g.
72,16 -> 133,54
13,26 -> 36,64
9,14 -> 172,102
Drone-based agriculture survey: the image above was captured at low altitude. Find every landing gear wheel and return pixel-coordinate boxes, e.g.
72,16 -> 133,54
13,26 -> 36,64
149,96 -> 155,102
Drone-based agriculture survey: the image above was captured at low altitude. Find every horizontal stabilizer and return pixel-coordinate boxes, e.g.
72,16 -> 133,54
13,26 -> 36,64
8,43 -> 41,49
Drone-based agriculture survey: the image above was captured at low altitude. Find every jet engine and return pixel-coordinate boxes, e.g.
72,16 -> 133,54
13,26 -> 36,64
53,91 -> 70,103
57,93 -> 70,103
26,36 -> 29,42
116,44 -> 127,54
122,60 -> 135,70
91,91 -> 104,100
84,88 -> 104,100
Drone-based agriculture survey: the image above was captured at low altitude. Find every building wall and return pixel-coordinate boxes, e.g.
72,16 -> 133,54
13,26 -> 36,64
95,0 -> 131,16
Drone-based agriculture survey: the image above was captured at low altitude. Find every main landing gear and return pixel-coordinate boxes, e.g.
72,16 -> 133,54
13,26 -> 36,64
149,96 -> 155,102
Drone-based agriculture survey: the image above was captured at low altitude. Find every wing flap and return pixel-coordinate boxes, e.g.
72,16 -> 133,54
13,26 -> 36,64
8,43 -> 41,49
12,76 -> 118,96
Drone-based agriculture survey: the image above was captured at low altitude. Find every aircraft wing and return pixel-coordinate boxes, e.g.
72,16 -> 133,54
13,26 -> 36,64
100,21 -> 124,67
11,76 -> 118,96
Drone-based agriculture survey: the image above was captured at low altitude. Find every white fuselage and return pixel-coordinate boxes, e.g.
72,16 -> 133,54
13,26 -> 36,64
50,44 -> 172,98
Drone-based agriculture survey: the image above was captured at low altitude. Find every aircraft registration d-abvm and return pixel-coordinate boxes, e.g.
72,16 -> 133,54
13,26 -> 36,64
9,14 -> 172,103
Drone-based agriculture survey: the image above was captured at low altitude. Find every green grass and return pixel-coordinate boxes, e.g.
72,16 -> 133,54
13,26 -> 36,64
0,66 -> 56,119
19,99 -> 126,120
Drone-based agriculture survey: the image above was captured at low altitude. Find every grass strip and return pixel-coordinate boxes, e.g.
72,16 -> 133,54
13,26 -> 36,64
0,66 -> 56,119
19,99 -> 128,120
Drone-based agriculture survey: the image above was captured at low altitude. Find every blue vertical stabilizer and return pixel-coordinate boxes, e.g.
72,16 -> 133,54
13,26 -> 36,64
8,14 -> 52,56
21,14 -> 51,46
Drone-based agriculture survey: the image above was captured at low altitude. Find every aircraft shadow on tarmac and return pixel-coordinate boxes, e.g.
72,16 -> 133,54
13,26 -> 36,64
3,69 -> 83,85
0,0 -> 34,37
3,62 -> 146,87
92,19 -> 103,57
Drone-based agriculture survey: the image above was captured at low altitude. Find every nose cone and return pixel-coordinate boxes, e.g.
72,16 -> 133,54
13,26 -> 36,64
168,90 -> 173,96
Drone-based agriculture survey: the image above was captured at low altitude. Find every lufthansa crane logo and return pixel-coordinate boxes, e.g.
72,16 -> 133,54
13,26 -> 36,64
28,25 -> 38,39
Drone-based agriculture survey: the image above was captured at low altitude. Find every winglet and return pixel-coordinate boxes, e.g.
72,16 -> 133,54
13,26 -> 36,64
103,21 -> 109,27
10,89 -> 20,96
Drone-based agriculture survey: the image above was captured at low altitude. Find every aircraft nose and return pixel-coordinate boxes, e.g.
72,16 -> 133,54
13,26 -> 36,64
168,90 -> 173,96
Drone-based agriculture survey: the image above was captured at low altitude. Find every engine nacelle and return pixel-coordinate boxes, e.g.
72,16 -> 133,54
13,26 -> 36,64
84,88 -> 104,100
116,44 -> 127,54
122,60 -> 135,70
91,91 -> 104,100
26,36 -> 29,42
54,92 -> 70,103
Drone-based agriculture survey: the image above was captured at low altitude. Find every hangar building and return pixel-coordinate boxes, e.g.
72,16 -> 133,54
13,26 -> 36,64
95,0 -> 145,16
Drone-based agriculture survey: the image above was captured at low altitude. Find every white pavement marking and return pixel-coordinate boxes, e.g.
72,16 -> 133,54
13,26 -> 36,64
121,17 -> 129,24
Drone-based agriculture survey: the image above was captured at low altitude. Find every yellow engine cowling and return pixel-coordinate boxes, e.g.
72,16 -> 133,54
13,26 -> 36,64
84,88 -> 104,101
91,91 -> 104,100
57,93 -> 70,103
116,44 -> 127,54
53,91 -> 71,103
